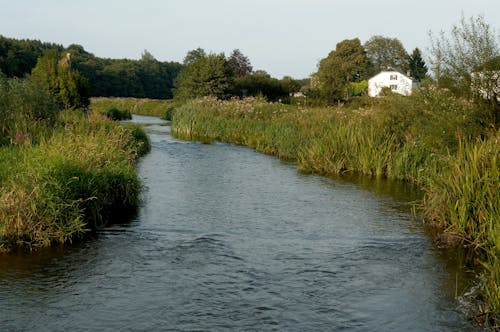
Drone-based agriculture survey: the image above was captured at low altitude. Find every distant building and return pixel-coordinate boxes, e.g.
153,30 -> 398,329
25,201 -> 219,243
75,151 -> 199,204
368,70 -> 418,97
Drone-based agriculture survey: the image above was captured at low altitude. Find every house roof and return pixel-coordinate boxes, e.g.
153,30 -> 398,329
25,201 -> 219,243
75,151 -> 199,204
368,70 -> 415,82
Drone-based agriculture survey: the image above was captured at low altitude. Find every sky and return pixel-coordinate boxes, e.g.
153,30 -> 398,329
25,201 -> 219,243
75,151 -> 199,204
1,0 -> 499,78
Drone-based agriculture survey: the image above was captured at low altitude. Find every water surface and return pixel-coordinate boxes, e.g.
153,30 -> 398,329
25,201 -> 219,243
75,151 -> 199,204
0,115 -> 477,331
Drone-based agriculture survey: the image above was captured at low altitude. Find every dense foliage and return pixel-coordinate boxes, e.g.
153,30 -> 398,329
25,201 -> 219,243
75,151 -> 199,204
174,48 -> 305,102
174,52 -> 234,101
0,78 -> 149,250
316,38 -> 369,102
90,97 -> 174,119
228,49 -> 253,78
30,49 -> 90,109
0,36 -> 182,99
408,48 -> 428,81
0,75 -> 59,146
0,35 -> 63,77
364,35 -> 409,74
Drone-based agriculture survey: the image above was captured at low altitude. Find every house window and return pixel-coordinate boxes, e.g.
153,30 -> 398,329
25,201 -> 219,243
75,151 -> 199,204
390,85 -> 398,91
390,74 -> 398,80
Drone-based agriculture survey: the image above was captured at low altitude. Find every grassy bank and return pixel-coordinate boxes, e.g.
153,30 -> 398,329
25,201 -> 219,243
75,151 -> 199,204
170,95 -> 499,326
90,97 -> 175,119
0,82 -> 149,251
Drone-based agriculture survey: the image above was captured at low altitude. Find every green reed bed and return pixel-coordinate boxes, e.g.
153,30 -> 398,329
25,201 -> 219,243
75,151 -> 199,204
171,96 -> 452,183
171,94 -> 499,326
424,133 -> 500,326
0,110 -> 149,251
90,97 -> 174,119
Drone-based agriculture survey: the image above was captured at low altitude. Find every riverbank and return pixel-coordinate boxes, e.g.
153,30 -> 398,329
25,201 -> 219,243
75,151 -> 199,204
170,95 -> 499,327
90,97 -> 175,119
0,109 -> 149,251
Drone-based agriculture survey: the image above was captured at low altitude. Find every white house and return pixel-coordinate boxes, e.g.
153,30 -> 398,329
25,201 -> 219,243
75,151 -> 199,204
368,70 -> 417,97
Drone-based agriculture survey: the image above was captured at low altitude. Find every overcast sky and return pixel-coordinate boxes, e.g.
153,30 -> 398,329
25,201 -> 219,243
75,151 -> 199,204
1,0 -> 499,78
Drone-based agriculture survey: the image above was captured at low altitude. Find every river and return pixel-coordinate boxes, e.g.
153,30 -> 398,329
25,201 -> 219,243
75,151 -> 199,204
0,115 -> 478,331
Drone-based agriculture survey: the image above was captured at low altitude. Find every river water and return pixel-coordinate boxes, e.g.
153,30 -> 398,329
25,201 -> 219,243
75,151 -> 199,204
0,115 -> 478,331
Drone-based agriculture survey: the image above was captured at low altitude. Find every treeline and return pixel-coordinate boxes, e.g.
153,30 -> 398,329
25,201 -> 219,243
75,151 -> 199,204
174,48 -> 308,102
0,35 -> 309,103
0,35 -> 182,99
173,38 -> 428,105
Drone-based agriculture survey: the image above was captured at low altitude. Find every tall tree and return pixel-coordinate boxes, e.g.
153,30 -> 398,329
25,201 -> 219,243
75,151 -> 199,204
234,70 -> 287,101
429,15 -> 499,125
227,49 -> 252,78
183,48 -> 206,65
364,35 -> 409,74
141,49 -> 156,62
30,49 -> 89,109
429,15 -> 499,94
316,38 -> 369,102
174,52 -> 234,100
408,48 -> 428,81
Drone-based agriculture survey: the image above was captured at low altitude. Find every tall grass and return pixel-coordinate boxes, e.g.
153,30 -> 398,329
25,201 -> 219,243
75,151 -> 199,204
424,133 -> 499,326
0,110 -> 149,251
0,76 -> 59,146
90,97 -> 174,119
171,93 -> 499,325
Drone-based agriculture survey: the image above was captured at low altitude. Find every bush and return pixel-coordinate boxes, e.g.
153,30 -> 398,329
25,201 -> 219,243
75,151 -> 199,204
0,77 -> 60,146
103,107 -> 132,121
0,110 -> 149,251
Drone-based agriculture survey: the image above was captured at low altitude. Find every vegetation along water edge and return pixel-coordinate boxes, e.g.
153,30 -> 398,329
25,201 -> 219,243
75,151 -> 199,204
0,12 -> 498,329
0,75 -> 150,252
169,95 -> 499,326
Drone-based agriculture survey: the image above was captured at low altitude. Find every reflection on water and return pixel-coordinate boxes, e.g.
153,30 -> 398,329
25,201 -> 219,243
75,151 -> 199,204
0,115 -> 479,331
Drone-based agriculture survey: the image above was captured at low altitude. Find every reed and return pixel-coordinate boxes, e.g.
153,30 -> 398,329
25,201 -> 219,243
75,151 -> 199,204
171,94 -> 499,324
0,109 -> 149,251
90,97 -> 174,119
424,133 -> 499,326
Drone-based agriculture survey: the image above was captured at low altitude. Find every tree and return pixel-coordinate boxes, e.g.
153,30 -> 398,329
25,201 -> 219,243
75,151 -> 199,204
141,49 -> 156,62
227,49 -> 252,78
364,36 -> 409,74
429,15 -> 499,126
316,38 -> 369,103
30,49 -> 89,109
408,48 -> 428,81
183,47 -> 206,65
280,76 -> 301,95
0,35 -> 63,78
174,52 -> 234,100
0,36 -> 183,99
429,15 -> 499,96
234,70 -> 287,101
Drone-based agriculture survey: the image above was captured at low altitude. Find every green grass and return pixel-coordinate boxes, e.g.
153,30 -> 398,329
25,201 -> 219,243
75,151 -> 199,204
171,94 -> 499,326
90,97 -> 175,119
101,107 -> 132,121
0,110 -> 149,251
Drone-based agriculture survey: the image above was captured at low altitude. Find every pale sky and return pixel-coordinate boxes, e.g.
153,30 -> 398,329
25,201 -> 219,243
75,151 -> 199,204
1,0 -> 499,78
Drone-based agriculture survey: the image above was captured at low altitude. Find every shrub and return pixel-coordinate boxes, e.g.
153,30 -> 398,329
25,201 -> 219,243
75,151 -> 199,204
0,110 -> 149,251
0,77 -> 59,146
102,107 -> 132,121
